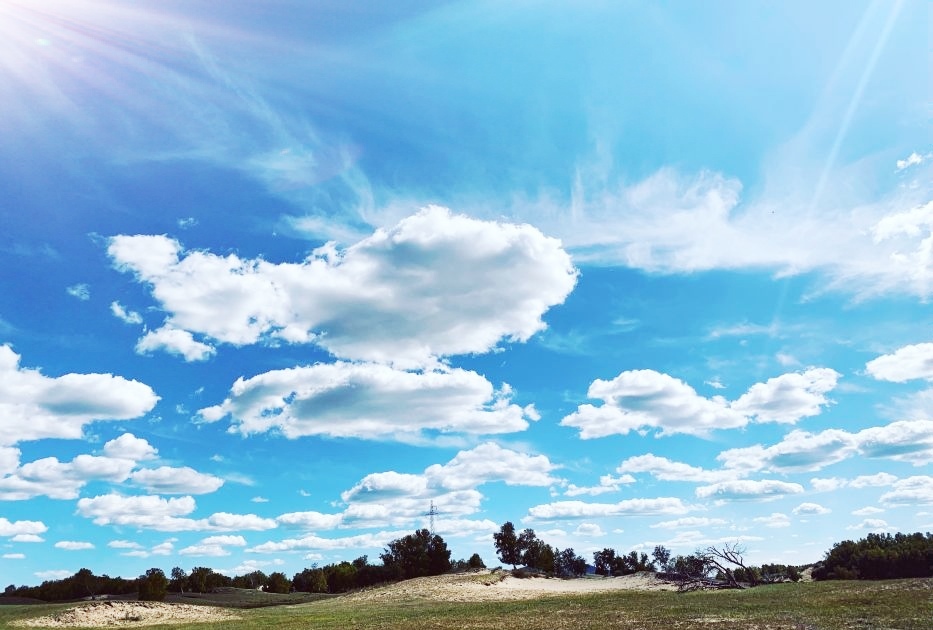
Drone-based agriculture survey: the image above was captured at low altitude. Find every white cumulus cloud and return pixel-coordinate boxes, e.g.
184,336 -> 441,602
109,206 -> 577,368
0,346 -> 159,446
199,363 -> 538,442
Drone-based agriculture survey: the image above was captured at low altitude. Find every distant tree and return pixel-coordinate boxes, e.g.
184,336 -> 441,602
813,532 -> 933,580
380,529 -> 451,580
652,545 -> 672,572
467,553 -> 486,569
137,568 -> 168,601
170,567 -> 187,594
326,562 -> 358,593
292,567 -> 328,593
554,548 -> 586,577
233,570 -> 268,590
264,572 -> 291,594
593,548 -> 617,576
4,584 -> 15,595
703,543 -> 757,588
493,522 -> 523,568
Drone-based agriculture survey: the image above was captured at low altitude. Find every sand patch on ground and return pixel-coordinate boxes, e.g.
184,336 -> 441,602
342,570 -> 679,603
12,601 -> 240,627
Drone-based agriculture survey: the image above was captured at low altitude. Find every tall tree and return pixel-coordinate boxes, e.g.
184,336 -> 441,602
137,568 -> 168,602
493,522 -> 523,568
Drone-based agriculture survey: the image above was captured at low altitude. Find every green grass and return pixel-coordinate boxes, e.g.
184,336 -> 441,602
1,579 -> 930,629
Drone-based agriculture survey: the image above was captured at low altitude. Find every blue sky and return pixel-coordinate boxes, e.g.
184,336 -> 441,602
0,0 -> 931,585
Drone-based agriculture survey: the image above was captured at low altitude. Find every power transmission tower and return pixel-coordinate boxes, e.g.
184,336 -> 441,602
425,500 -> 439,534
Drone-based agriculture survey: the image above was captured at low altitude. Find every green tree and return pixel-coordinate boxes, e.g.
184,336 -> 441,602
652,545 -> 671,572
593,548 -> 617,576
169,567 -> 187,593
493,522 -> 522,568
467,553 -> 485,569
380,529 -> 451,579
137,568 -> 168,601
264,572 -> 291,593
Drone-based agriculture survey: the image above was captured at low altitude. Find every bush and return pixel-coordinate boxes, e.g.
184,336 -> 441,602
137,568 -> 168,602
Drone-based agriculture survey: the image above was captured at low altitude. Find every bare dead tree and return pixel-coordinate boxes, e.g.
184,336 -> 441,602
702,542 -> 758,589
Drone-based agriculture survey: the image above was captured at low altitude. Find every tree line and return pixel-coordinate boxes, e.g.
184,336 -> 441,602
3,527 -> 931,602
811,532 -> 933,580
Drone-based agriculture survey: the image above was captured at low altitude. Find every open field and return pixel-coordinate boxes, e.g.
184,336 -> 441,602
0,574 -> 929,629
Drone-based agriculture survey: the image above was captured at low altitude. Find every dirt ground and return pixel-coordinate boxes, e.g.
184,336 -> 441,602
342,570 -> 680,603
12,600 -> 240,627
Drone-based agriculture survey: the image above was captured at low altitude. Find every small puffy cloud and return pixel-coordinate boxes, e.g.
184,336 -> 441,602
651,517 -> 728,529
341,472 -> 428,504
793,502 -> 830,516
54,541 -> 94,550
847,519 -> 893,532
276,511 -> 343,530
695,480 -> 804,501
103,433 -> 158,461
526,497 -> 688,520
562,368 -> 838,438
573,523 -> 605,537
110,207 -> 577,367
424,442 -> 559,491
753,513 -> 791,528
199,363 -> 537,442
730,368 -> 839,423
564,474 -> 635,497
850,473 -> 898,488
151,540 -> 175,555
108,540 -> 143,549
896,151 -> 925,171
179,544 -> 230,557
251,496 -> 269,503
880,476 -> 933,506
617,454 -> 734,483
852,506 -> 884,516
66,284 -> 90,301
110,301 -> 143,325
0,345 -> 159,446
866,343 -> 933,382
206,513 -> 277,531
3,553 -> 25,559
811,477 -> 846,492
0,517 -> 47,537
136,327 -> 215,362
130,466 -> 224,495
199,535 -> 247,546
12,534 -> 44,543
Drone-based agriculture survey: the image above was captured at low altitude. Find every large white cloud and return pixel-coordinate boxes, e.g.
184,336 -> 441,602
199,362 -> 538,441
109,206 -> 577,367
0,346 -> 159,446
561,367 -> 838,438
424,442 -> 559,491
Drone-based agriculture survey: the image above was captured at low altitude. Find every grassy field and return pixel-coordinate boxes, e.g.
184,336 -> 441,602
0,579 -> 930,629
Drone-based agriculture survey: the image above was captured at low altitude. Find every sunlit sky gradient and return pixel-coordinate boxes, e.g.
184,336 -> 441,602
1,0 -> 931,585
